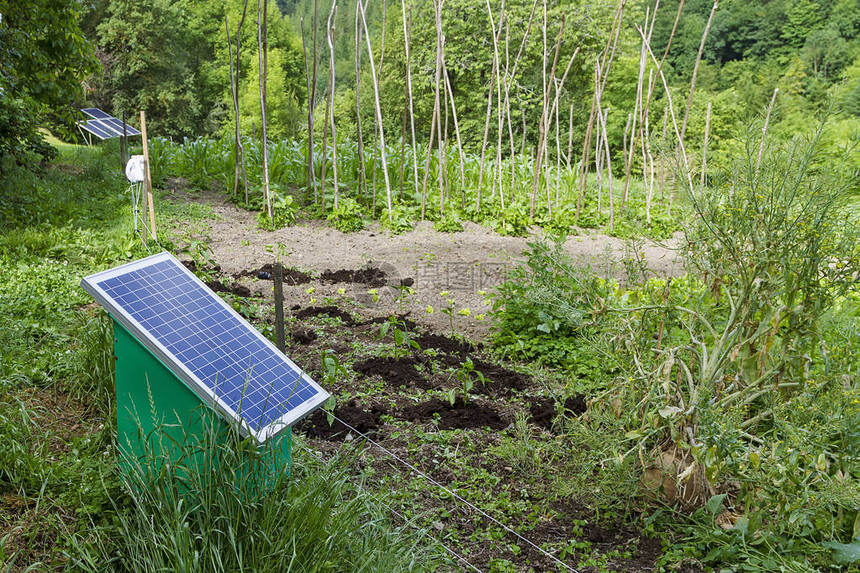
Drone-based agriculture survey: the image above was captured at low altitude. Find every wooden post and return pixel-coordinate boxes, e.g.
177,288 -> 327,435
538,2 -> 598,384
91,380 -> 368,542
140,110 -> 157,243
121,110 -> 128,172
274,263 -> 286,352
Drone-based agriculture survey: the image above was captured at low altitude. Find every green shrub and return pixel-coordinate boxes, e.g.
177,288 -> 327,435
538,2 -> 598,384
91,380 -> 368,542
257,189 -> 297,230
327,197 -> 365,232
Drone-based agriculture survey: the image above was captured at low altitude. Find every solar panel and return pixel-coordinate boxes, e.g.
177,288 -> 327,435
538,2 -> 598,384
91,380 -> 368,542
78,110 -> 141,139
104,117 -> 142,136
81,107 -> 112,120
79,120 -> 114,140
81,252 -> 330,443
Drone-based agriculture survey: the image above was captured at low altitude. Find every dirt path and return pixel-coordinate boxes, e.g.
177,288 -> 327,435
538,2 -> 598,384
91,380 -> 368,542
169,190 -> 683,340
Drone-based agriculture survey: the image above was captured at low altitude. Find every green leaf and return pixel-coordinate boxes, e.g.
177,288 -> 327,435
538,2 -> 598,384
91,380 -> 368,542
825,538 -> 860,564
706,493 -> 727,515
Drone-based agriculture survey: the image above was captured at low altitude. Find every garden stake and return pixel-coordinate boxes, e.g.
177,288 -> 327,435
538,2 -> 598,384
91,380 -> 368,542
274,263 -> 285,353
140,110 -> 157,243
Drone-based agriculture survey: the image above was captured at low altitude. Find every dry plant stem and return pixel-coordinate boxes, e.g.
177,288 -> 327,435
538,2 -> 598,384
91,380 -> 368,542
681,0 -> 719,142
756,88 -> 779,174
301,19 -> 317,201
420,95 -> 437,220
358,0 -> 393,222
258,0 -> 272,219
354,3 -> 367,204
701,101 -> 711,185
327,1 -> 339,209
401,0 -> 419,196
531,10 -> 565,219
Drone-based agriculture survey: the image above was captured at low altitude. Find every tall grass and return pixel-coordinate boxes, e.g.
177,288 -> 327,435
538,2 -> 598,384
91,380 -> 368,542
67,417 -> 435,572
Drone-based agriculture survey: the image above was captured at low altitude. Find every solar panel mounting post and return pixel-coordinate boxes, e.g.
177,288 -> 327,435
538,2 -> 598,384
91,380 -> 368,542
140,110 -> 158,242
121,110 -> 128,172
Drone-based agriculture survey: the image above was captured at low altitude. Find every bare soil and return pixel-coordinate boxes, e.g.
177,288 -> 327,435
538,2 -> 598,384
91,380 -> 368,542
168,188 -> 682,341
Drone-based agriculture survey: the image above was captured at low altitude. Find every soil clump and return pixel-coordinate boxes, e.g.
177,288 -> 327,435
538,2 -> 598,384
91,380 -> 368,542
399,397 -> 508,430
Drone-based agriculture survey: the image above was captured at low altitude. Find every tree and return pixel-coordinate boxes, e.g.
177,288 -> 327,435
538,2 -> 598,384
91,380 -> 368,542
96,0 -> 204,139
0,0 -> 99,166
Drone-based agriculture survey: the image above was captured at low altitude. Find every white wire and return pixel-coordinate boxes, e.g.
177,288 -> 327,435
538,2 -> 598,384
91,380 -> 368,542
328,414 -> 579,573
296,443 -> 484,573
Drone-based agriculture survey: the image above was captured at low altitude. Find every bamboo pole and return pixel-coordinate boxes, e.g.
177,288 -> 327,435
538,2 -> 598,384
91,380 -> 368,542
354,3 -> 367,205
701,100 -> 711,185
140,110 -> 157,243
301,19 -> 318,201
326,1 -> 339,209
441,54 -> 466,203
621,7 -> 650,212
359,0 -> 393,222
638,25 -> 691,189
577,0 -> 626,217
311,0 -> 319,204
530,10 -> 565,220
502,0 -> 537,197
226,4 -> 250,206
401,0 -> 418,196
478,0 -> 505,211
258,0 -> 272,220
566,101 -> 574,169
680,0 -> 719,142
599,106 -> 614,231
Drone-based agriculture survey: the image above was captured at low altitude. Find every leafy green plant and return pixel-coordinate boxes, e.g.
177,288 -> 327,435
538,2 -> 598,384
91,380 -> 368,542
327,197 -> 365,232
433,212 -> 464,233
257,188 -> 297,230
379,203 -> 414,234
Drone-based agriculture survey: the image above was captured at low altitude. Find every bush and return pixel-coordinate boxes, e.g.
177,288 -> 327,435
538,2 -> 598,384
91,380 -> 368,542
327,197 -> 365,232
257,188 -> 297,230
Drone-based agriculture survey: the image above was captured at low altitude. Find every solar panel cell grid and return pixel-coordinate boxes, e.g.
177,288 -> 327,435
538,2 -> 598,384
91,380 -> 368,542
82,253 -> 329,443
80,120 -> 113,140
82,107 -> 112,119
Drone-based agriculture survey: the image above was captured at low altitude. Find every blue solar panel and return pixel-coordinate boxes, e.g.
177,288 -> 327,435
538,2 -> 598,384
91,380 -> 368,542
82,107 -> 112,120
81,252 -> 330,443
79,120 -> 113,140
104,117 -> 142,136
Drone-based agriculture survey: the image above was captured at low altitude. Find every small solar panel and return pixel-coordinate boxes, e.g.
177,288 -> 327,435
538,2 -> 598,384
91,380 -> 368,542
81,252 -> 330,443
82,107 -> 112,120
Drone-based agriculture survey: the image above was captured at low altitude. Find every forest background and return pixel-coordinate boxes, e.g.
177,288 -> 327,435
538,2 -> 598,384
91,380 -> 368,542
3,0 -> 860,189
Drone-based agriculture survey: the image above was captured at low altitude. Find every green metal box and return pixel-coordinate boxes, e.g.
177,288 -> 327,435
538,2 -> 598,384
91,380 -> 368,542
112,318 -> 291,480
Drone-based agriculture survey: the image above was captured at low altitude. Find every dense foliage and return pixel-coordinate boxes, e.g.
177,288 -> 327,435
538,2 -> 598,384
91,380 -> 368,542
0,0 -> 99,165
491,121 -> 860,569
